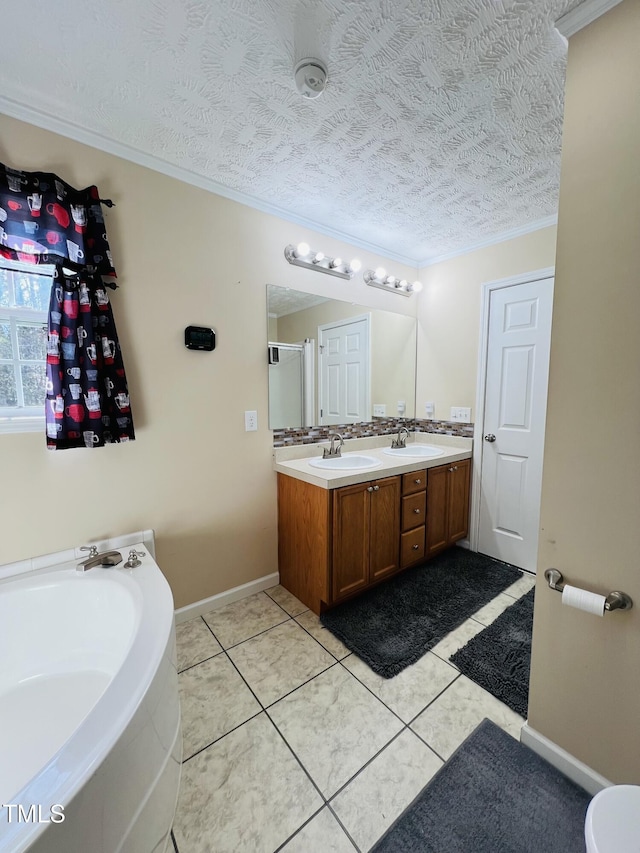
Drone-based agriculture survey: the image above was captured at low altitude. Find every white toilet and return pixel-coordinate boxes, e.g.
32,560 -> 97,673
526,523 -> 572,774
584,784 -> 640,852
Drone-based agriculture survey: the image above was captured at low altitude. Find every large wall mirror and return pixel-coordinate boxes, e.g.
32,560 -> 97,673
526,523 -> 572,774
267,284 -> 417,430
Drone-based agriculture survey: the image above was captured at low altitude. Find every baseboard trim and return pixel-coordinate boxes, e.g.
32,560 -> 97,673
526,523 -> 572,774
520,723 -> 612,795
174,572 -> 280,624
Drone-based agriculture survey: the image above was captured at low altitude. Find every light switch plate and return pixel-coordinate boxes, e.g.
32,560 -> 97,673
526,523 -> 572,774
373,404 -> 386,417
450,406 -> 471,422
424,401 -> 435,417
244,410 -> 258,431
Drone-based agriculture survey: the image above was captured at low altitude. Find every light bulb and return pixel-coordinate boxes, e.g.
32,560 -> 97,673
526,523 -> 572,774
295,242 -> 310,258
410,280 -> 423,293
330,257 -> 343,269
385,275 -> 397,286
398,279 -> 408,290
349,259 -> 362,273
312,252 -> 325,263
374,267 -> 386,280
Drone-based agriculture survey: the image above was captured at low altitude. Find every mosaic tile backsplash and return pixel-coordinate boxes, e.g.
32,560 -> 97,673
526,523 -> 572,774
272,418 -> 474,447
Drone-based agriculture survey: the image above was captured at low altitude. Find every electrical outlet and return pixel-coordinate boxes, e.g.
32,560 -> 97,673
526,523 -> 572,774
424,401 -> 435,417
373,404 -> 386,417
244,410 -> 258,431
397,400 -> 406,415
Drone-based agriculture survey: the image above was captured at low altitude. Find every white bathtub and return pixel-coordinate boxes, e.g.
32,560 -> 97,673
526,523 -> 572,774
0,533 -> 182,853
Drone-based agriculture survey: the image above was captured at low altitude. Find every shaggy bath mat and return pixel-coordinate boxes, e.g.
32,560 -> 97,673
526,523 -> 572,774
451,587 -> 534,717
372,719 -> 591,853
319,548 -> 520,677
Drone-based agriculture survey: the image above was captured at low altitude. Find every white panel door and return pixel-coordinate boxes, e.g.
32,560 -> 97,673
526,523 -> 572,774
478,278 -> 553,570
319,316 -> 370,425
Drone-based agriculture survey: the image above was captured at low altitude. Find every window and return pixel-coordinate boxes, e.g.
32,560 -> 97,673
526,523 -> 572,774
0,260 -> 53,434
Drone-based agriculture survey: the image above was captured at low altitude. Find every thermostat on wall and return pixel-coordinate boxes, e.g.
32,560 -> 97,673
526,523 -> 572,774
184,326 -> 216,351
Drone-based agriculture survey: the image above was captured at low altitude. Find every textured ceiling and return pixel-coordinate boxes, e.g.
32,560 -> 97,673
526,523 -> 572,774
268,287 -> 329,319
0,0 -> 583,263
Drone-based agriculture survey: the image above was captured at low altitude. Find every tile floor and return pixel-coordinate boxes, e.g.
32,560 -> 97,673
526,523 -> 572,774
171,567 -> 536,853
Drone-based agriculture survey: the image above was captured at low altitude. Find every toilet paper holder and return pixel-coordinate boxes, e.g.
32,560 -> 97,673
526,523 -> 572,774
545,569 -> 633,612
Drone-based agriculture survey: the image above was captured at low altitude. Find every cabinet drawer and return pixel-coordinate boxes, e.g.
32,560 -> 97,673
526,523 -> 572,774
402,491 -> 426,532
402,470 -> 427,495
401,526 -> 425,567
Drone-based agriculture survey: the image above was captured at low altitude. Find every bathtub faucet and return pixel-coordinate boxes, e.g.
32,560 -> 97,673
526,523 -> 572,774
77,545 -> 123,572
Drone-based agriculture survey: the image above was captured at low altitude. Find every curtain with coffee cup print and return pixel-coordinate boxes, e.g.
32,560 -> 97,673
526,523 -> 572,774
0,162 -> 135,449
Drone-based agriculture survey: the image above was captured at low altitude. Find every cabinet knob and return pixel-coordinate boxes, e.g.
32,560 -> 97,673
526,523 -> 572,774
412,544 -> 420,550
414,478 -> 421,484
367,486 -> 374,492
413,508 -> 421,514
449,466 -> 458,472
373,485 -> 380,491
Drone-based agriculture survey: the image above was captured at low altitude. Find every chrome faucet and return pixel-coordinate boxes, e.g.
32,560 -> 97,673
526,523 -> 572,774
323,432 -> 344,458
76,545 -> 123,572
391,426 -> 410,449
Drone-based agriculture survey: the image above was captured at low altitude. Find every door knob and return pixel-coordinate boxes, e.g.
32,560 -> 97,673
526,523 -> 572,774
484,434 -> 496,442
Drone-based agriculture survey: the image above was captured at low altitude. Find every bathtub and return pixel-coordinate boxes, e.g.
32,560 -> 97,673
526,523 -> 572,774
0,532 -> 182,853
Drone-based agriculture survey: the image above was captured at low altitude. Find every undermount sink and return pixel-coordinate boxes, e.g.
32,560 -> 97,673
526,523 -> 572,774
308,454 -> 382,471
383,444 -> 445,458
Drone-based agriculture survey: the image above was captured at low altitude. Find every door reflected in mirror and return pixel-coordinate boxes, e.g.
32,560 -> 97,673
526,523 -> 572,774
267,285 -> 417,430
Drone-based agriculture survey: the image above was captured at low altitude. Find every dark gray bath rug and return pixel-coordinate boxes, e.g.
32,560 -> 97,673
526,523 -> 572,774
451,587 -> 534,716
371,719 -> 591,853
319,547 -> 520,678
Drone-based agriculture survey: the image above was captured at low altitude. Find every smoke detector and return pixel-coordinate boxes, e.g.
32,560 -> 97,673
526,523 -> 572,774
294,58 -> 328,99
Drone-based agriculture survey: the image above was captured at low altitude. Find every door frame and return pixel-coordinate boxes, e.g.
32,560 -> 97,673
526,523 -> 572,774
317,313 -> 372,425
469,266 -> 555,555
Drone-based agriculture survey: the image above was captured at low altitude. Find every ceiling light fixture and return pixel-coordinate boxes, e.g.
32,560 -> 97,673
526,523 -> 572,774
293,58 -> 328,99
284,244 -> 360,280
364,268 -> 423,297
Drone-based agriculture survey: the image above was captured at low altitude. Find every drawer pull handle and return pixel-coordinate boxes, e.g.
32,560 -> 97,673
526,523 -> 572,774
414,478 -> 422,484
413,508 -> 421,514
412,544 -> 420,550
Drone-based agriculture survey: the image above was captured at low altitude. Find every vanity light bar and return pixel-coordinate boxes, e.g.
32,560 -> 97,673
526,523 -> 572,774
364,268 -> 423,297
284,244 -> 361,280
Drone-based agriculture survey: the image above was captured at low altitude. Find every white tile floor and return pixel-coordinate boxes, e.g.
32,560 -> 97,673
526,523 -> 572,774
171,568 -> 536,853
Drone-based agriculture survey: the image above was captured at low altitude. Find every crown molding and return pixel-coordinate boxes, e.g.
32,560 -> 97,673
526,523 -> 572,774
0,95 -> 417,268
555,0 -> 623,38
418,214 -> 558,268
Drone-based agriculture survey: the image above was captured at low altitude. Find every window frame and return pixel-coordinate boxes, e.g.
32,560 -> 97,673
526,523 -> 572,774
0,260 -> 53,435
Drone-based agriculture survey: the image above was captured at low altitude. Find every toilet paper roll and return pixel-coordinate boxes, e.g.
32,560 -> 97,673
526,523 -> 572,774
561,584 -> 606,617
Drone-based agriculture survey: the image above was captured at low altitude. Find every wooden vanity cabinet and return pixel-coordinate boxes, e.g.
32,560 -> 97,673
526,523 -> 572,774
277,456 -> 471,615
400,470 -> 427,568
332,475 -> 401,601
277,472 -> 400,614
425,459 -> 471,558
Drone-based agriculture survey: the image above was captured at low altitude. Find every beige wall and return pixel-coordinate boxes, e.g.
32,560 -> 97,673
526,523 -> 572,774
415,226 -> 557,421
275,300 -> 416,421
528,0 -> 640,782
0,114 -> 417,608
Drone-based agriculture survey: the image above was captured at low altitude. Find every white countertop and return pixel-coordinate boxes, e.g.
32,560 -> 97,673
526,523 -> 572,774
273,432 -> 473,490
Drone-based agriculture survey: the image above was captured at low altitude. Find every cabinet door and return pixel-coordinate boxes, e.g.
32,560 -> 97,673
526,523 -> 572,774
447,459 -> 471,542
426,464 -> 449,557
332,483 -> 370,601
369,476 -> 401,583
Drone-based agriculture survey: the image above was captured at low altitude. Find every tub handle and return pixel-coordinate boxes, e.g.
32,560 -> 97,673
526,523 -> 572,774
124,549 -> 146,569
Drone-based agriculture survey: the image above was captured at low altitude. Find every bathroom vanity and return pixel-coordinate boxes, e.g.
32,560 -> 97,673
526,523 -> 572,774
274,437 -> 472,614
